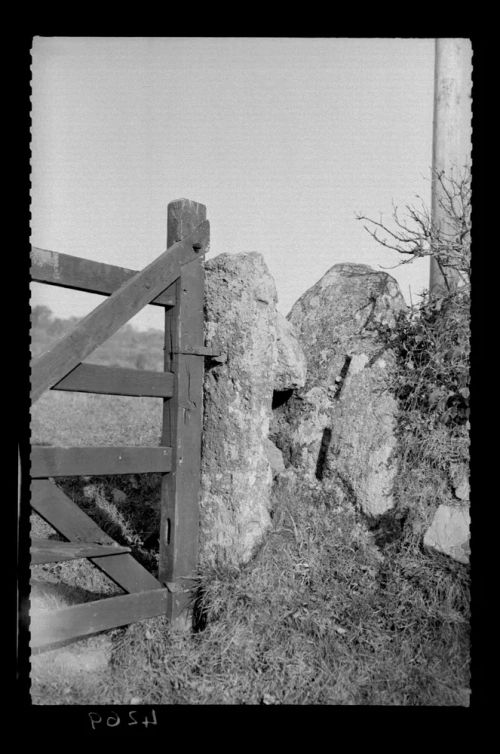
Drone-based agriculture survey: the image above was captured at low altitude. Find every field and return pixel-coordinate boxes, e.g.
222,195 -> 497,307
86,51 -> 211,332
29,308 -> 470,706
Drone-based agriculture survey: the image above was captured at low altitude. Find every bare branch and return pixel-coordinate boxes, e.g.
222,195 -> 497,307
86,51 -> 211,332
356,167 -> 471,297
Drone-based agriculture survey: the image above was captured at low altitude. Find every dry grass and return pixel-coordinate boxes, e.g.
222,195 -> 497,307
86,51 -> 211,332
29,459 -> 470,705
29,360 -> 470,706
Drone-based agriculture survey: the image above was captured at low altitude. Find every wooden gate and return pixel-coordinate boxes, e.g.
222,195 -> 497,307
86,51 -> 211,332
29,199 -> 212,649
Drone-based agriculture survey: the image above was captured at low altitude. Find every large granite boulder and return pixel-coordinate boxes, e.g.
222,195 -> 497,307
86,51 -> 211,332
200,252 -> 305,567
271,263 -> 406,518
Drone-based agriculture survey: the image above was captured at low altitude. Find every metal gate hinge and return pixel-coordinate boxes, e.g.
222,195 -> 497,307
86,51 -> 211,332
172,345 -> 225,361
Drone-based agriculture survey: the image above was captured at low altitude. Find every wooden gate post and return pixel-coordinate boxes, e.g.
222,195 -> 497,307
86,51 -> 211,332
160,198 -> 206,627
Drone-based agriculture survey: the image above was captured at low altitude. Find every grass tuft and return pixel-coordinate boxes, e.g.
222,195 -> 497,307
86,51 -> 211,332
31,475 -> 470,706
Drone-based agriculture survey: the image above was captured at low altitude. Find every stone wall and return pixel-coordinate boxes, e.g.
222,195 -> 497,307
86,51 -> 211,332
199,256 -> 469,567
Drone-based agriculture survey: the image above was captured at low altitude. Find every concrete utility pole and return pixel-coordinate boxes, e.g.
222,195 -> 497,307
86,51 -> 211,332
430,38 -> 472,297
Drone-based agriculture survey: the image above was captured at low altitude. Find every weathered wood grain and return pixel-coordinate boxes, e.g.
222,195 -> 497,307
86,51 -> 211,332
31,446 -> 172,478
159,199 -> 206,622
31,220 -> 209,403
30,589 -> 169,649
52,362 -> 174,397
31,247 -> 176,307
31,480 -> 163,592
30,538 -> 131,565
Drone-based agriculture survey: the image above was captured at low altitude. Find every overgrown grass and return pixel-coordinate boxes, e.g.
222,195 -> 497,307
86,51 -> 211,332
29,290 -> 470,705
30,472 -> 470,706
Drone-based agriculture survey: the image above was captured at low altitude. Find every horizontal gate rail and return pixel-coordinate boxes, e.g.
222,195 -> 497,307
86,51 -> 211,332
52,363 -> 174,398
31,219 -> 209,403
31,247 -> 176,308
31,538 -> 131,565
31,446 -> 172,477
30,589 -> 169,649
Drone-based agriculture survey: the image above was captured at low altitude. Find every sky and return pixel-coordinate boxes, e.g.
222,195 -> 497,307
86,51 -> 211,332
30,37 -> 435,331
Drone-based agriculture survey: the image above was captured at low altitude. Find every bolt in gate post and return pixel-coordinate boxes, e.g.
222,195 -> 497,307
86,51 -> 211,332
160,198 -> 206,629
